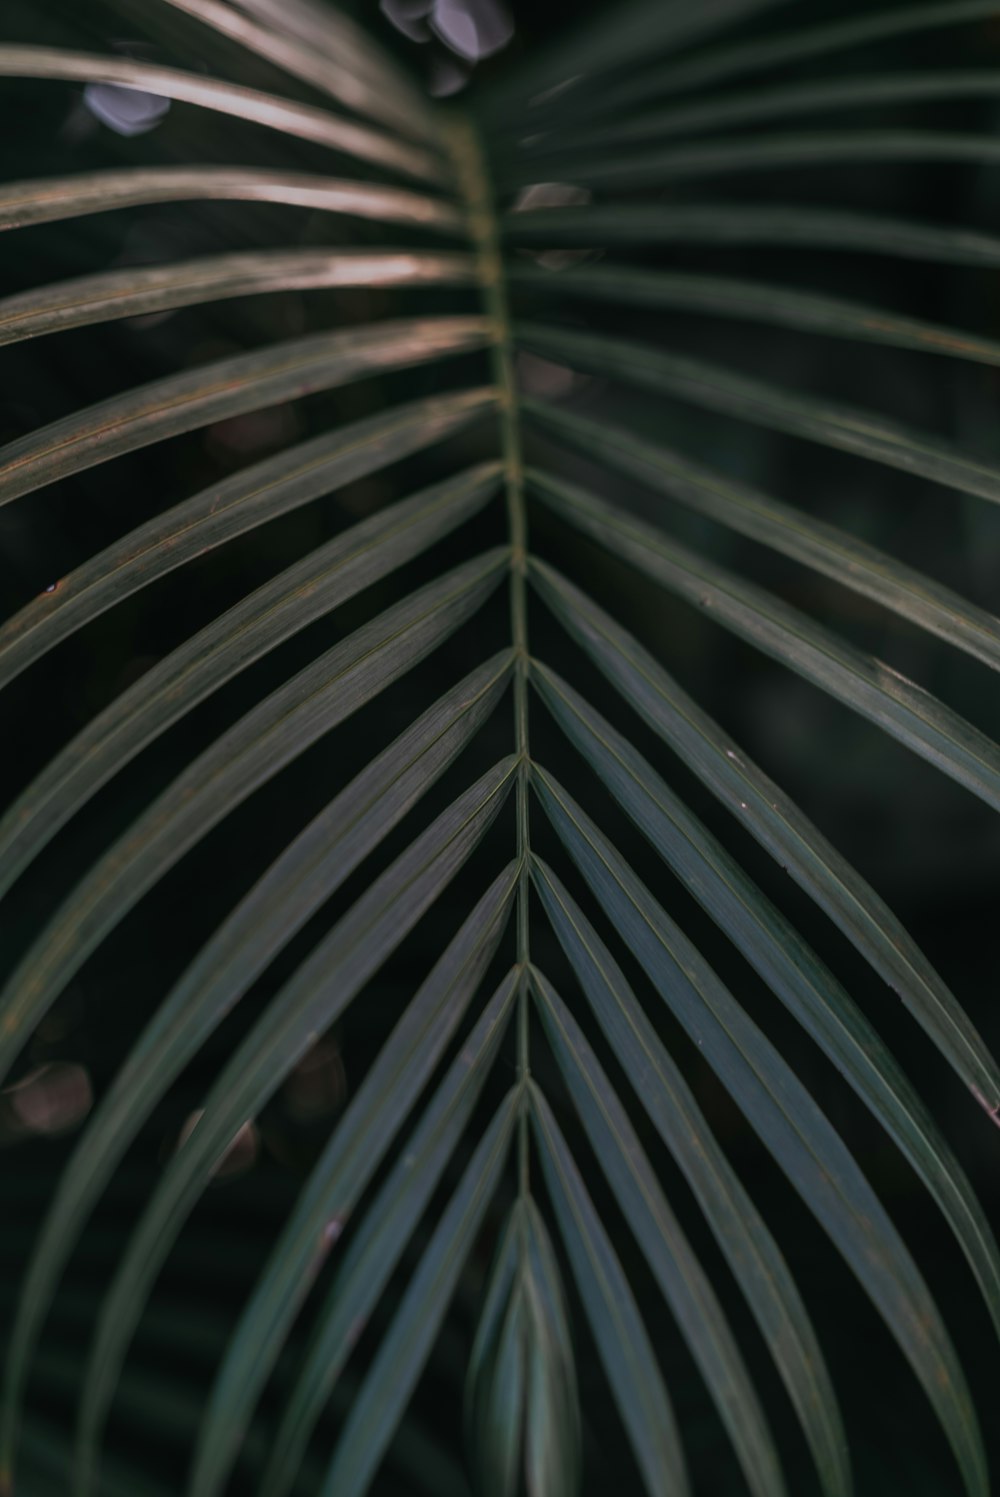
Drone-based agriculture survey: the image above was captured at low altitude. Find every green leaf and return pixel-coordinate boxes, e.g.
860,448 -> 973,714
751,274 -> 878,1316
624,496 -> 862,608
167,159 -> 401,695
0,166 -> 462,233
504,201 -> 1000,269
518,1198 -> 580,1497
529,1082 -> 690,1497
621,1 -> 1000,106
3,3 -> 995,1493
0,249 -> 476,346
514,264 -> 1000,368
0,389 -> 495,691
529,562 -> 1000,1124
189,863 -> 518,1497
226,0 -> 432,124
465,1205 -> 524,1478
0,316 -> 488,506
530,968 -> 786,1497
513,130 -> 1000,191
465,1196 -> 580,1497
316,1091 -> 519,1497
0,46 -> 444,182
529,856 -> 848,1497
260,970 -> 520,1497
0,654 -> 512,1476
74,759 -> 517,1497
544,70 -> 1000,152
0,550 -> 508,1088
516,321 -> 1000,506
480,0 -> 796,124
0,464 -> 502,894
475,1274 -> 528,1497
530,765 -> 986,1497
532,665 -> 1000,1343
151,0 -> 436,139
527,478 -> 1000,809
523,398 -> 1000,671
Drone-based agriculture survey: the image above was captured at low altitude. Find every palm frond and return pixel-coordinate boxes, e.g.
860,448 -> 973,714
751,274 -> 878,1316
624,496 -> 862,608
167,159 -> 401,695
0,250 -> 476,345
516,322 -> 1000,506
148,0 -> 433,136
0,46 -> 442,180
1,657 -> 514,1446
531,667 -> 1000,1343
0,166 -> 461,231
0,318 -> 489,505
263,971 -> 520,1497
530,856 -> 849,1497
188,865 -> 518,1497
530,967 -> 785,1497
598,1 -> 1000,110
0,390 -> 496,687
529,1082 -> 690,1497
75,760 -> 516,1493
531,765 -> 985,1495
522,399 -> 1000,670
528,501 -> 1000,807
530,562 -> 1000,1118
1,2 -> 998,1495
512,263 -> 1000,368
504,199 -> 1000,267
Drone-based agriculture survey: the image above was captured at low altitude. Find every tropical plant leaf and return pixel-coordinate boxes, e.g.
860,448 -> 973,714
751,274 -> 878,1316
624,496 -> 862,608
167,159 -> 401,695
146,0 -> 435,138
465,1194 -> 580,1497
472,1243 -> 531,1497
260,970 -> 520,1497
530,967 -> 786,1497
0,166 -> 462,233
0,249 -> 476,346
531,670 -> 1000,1342
479,0 -> 797,123
529,856 -> 849,1497
0,550 -> 508,1085
0,317 -> 488,506
0,47 -> 444,180
530,562 -> 1000,1123
527,480 -> 1000,808
74,759 -> 516,1494
511,131 -> 1000,191
516,322 -> 1000,506
0,465 -> 502,892
513,264 -> 1000,369
517,1198 -> 580,1497
315,1090 -> 518,1497
2,1 -> 998,1494
487,4 -> 1000,138
529,1082 -> 691,1497
0,388 -> 496,689
228,0 -> 430,119
504,200 -> 1000,268
523,399 -> 1000,671
0,654 -> 513,1471
530,70 -> 1000,152
530,765 -> 986,1497
188,864 -> 518,1497
606,1 -> 1000,108
465,1201 -> 524,1486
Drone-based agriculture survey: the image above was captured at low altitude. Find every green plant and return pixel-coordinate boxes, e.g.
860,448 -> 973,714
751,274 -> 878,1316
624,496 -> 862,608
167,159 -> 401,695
1,1 -> 999,1494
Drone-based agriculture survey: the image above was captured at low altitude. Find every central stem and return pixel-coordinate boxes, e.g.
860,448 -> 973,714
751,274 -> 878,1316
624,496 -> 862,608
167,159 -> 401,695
448,117 -> 531,1193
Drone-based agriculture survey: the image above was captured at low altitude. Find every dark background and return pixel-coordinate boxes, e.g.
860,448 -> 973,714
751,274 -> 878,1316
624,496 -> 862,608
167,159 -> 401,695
1,2 -> 999,1493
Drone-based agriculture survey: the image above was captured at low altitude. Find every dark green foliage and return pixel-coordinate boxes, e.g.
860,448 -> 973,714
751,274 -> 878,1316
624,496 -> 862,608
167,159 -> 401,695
1,2 -> 998,1494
